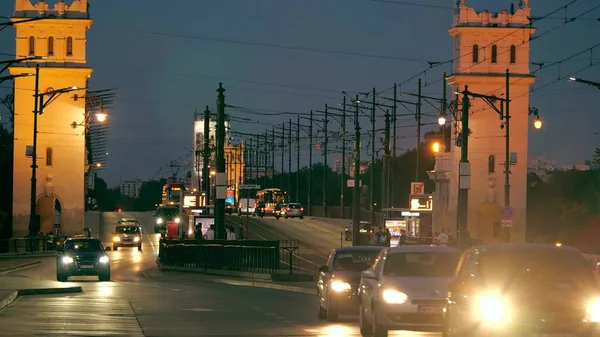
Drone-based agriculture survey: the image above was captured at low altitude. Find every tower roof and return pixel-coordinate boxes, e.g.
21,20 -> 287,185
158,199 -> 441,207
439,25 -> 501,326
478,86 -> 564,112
454,0 -> 531,28
14,0 -> 89,19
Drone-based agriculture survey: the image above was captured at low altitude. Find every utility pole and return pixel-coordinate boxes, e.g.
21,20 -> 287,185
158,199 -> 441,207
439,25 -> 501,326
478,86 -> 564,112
215,83 -> 226,240
248,137 -> 253,183
352,95 -> 361,246
442,72 -> 448,151
382,110 -> 390,210
504,69 -> 511,243
341,96 -> 346,218
203,106 -> 211,205
416,78 -> 422,182
281,122 -> 285,189
370,87 -> 375,225
271,127 -> 275,187
264,131 -> 269,189
323,104 -> 328,217
28,63 -> 40,236
456,85 -> 470,249
243,140 -> 247,184
296,116 -> 300,203
255,133 -> 260,185
288,119 -> 292,195
308,110 -> 313,215
391,83 -> 397,208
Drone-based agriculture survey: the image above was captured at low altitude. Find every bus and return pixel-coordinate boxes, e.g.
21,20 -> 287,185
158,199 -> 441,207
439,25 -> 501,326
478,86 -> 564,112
256,188 -> 287,217
161,183 -> 185,207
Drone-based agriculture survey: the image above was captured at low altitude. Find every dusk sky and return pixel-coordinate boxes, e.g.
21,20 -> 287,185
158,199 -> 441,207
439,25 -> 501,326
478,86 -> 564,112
1,0 -> 599,187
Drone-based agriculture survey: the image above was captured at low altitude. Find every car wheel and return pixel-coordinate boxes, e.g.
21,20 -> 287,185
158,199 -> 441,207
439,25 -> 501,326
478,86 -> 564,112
99,269 -> 111,281
113,245 -> 118,251
138,244 -> 142,251
326,300 -> 339,322
371,308 -> 388,337
359,302 -> 372,337
56,272 -> 68,282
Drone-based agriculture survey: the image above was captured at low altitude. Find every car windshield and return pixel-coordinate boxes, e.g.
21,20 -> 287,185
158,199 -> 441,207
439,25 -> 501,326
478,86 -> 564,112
65,240 -> 102,252
383,251 -> 460,277
333,251 -> 381,272
116,226 -> 140,234
480,251 -> 596,289
288,204 -> 302,209
157,208 -> 178,217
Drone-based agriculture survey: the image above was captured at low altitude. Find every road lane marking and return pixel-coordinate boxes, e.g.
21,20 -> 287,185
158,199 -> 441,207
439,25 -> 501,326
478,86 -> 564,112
182,308 -> 214,312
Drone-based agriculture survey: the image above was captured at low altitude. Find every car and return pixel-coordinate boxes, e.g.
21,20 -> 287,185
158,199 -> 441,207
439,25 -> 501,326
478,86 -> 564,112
154,206 -> 180,233
359,245 -> 460,337
118,218 -> 139,225
281,203 -> 304,219
56,237 -> 111,282
317,246 -> 385,322
112,223 -> 143,251
442,243 -> 600,337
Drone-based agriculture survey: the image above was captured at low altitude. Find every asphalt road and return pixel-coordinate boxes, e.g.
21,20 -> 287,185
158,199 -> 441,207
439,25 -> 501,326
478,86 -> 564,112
0,212 -> 440,336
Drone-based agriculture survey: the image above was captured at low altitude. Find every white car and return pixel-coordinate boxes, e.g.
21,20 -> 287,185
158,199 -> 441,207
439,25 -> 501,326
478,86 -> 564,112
358,245 -> 460,337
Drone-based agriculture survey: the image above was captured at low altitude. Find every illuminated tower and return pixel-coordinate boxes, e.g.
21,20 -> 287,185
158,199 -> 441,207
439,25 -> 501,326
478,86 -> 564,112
438,0 -> 536,243
10,0 -> 93,237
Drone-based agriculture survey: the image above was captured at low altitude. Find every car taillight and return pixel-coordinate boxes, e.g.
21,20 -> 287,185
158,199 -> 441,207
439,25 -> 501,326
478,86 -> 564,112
287,208 -> 290,211
300,208 -> 304,211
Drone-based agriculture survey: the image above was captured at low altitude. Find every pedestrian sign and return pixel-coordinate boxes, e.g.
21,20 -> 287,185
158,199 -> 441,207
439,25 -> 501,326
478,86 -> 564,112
501,206 -> 514,220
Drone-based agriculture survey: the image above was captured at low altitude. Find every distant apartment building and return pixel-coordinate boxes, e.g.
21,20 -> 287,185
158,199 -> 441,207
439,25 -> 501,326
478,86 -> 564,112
120,180 -> 142,198
348,161 -> 370,179
527,156 -> 555,182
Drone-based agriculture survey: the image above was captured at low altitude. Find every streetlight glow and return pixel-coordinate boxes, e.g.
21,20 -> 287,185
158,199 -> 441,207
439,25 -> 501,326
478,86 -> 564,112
95,163 -> 102,168
95,112 -> 107,122
534,116 -> 542,129
432,141 -> 441,153
438,116 -> 446,126
569,77 -> 577,81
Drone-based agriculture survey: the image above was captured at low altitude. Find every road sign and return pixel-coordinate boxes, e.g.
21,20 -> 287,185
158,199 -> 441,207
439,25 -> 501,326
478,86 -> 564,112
239,184 -> 260,190
501,220 -> 513,228
501,206 -> 514,220
411,182 -> 425,195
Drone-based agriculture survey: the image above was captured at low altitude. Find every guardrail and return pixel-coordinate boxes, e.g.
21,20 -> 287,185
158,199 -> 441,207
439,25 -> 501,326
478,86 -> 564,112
0,237 -> 58,254
157,239 -> 281,274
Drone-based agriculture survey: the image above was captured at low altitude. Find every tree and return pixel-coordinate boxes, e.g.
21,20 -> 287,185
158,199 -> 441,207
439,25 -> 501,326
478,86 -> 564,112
593,147 -> 600,168
135,179 -> 166,211
0,124 -> 13,240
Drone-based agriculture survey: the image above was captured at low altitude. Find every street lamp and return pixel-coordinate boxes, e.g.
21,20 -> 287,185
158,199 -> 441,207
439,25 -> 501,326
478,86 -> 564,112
0,56 -> 45,74
438,115 -> 446,126
534,116 -> 542,129
0,72 -> 34,84
569,77 -> 600,90
95,112 -> 107,122
432,141 -> 441,153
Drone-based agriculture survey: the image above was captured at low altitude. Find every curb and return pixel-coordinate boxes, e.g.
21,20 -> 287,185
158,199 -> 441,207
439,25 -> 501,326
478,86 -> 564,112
0,286 -> 82,311
0,252 -> 57,258
0,260 -> 42,273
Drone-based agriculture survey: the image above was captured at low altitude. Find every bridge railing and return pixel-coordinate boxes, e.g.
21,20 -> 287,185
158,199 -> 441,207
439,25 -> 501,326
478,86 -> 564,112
157,239 -> 281,274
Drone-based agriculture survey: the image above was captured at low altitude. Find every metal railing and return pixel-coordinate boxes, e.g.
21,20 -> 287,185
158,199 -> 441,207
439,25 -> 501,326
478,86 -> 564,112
0,237 -> 54,254
157,239 -> 281,274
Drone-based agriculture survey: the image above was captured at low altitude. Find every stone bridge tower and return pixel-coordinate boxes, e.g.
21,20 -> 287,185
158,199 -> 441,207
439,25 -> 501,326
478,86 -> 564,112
432,0 -> 536,243
10,0 -> 93,237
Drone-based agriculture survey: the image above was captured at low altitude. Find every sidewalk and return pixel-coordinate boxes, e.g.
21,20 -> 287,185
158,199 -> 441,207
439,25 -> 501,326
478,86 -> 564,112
142,267 -> 316,295
0,276 -> 82,311
0,257 -> 48,273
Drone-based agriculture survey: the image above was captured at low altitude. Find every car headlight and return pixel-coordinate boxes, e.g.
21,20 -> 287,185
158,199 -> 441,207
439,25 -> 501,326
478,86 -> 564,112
331,280 -> 351,292
382,289 -> 408,304
586,297 -> 600,322
133,237 -> 140,242
99,256 -> 109,264
175,217 -> 181,224
156,218 -> 163,224
62,256 -> 74,264
112,236 -> 120,242
478,296 -> 506,322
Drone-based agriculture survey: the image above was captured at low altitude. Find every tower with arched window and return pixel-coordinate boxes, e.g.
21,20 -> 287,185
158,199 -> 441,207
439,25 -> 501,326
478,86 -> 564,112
436,0 -> 536,244
9,0 -> 92,237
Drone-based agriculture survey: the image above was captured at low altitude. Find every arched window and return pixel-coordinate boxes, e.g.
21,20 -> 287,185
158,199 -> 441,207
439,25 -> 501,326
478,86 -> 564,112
472,44 -> 479,63
510,45 -> 516,64
47,36 -> 54,56
66,37 -> 73,56
488,155 -> 495,174
28,36 -> 35,56
491,45 -> 498,64
46,147 -> 53,166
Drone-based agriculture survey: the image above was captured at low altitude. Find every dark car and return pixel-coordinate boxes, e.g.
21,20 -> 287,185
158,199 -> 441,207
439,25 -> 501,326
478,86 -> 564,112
56,238 -> 111,282
443,243 -> 600,337
154,206 -> 180,233
317,246 -> 385,322
255,202 -> 266,217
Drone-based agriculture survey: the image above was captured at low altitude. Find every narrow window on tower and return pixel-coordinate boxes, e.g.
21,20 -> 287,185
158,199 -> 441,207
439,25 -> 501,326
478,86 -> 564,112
510,45 -> 516,64
28,36 -> 35,56
472,44 -> 479,63
488,155 -> 495,174
46,147 -> 53,166
66,36 -> 73,56
48,36 -> 54,56
491,45 -> 498,64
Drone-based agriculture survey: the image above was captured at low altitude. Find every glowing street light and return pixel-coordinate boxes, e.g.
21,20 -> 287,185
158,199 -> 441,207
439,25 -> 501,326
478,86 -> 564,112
438,115 -> 446,126
95,163 -> 102,168
95,112 -> 107,122
533,116 -> 542,129
432,141 -> 441,153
